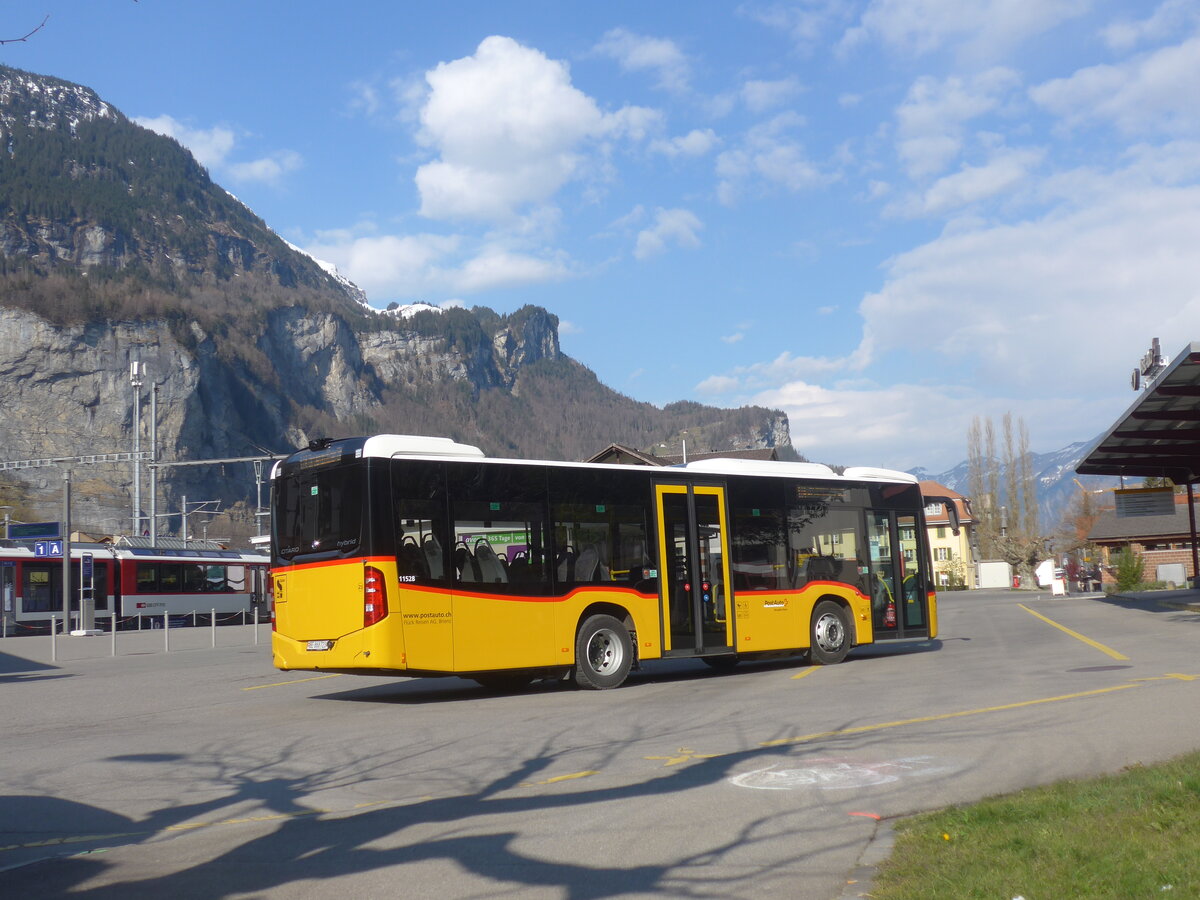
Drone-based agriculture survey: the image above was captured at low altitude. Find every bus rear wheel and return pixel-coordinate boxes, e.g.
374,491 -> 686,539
809,600 -> 851,665
574,614 -> 632,690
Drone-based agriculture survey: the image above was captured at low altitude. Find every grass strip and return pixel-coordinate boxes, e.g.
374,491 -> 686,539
872,750 -> 1200,899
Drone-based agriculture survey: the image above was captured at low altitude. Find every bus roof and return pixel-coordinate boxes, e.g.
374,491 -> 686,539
288,434 -> 918,487
362,434 -> 485,459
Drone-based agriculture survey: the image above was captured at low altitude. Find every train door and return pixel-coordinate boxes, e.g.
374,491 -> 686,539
1,562 -> 13,633
654,482 -> 734,656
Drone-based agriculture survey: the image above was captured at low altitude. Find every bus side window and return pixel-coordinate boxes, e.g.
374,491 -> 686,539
788,503 -> 861,591
548,467 -> 651,594
447,462 -> 551,596
392,460 -> 449,586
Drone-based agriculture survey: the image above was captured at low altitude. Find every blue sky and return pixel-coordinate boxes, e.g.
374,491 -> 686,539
6,1 -> 1200,472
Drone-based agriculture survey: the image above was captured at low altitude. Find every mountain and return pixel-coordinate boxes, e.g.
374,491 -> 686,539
0,65 -> 795,541
914,438 -> 1124,531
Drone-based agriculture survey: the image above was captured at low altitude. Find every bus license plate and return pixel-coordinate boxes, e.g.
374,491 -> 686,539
306,640 -> 334,651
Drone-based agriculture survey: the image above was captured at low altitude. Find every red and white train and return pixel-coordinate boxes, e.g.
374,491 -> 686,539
0,541 -> 271,632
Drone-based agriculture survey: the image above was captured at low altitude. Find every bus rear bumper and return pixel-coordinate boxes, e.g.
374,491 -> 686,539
272,630 -> 377,672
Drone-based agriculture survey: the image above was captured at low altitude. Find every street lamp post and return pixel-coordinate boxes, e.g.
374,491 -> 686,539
130,358 -> 144,536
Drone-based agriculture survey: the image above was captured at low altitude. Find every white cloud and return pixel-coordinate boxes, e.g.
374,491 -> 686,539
1030,34 -> 1200,136
894,68 -> 1020,179
227,150 -> 303,184
892,147 -> 1044,217
844,0 -> 1089,60
650,128 -> 719,157
1101,0 -> 1198,51
454,247 -> 571,292
634,208 -> 703,259
743,2 -> 853,53
302,226 -> 571,301
741,77 -> 803,113
303,230 -> 461,299
749,380 -> 982,468
716,112 -> 823,203
135,114 -> 302,185
593,27 -> 691,92
134,115 -> 235,170
415,36 -> 650,222
699,146 -> 1200,469
858,171 -> 1200,397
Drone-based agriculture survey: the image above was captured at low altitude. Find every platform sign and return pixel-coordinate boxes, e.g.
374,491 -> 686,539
1115,487 -> 1175,518
34,540 -> 64,558
9,521 -> 60,540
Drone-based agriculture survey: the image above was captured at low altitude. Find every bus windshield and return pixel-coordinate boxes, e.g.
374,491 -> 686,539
274,463 -> 365,559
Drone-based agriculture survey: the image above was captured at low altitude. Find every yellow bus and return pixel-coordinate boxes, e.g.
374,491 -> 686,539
270,435 -> 942,690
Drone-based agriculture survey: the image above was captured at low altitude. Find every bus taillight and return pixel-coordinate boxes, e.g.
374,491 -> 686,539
364,565 -> 388,628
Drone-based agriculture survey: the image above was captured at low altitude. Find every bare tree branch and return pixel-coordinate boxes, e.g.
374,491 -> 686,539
1,14 -> 50,45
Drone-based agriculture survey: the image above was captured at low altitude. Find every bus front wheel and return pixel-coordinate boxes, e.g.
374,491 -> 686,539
574,614 -> 632,690
809,600 -> 851,665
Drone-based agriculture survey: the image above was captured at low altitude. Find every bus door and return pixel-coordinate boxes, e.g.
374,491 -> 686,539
654,483 -> 734,656
865,511 -> 929,639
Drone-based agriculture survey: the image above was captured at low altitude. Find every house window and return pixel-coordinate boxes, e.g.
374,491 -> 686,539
935,547 -> 951,561
925,502 -> 942,516
936,526 -> 946,539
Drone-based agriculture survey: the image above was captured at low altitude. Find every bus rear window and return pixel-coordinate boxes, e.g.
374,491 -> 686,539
275,465 -> 365,559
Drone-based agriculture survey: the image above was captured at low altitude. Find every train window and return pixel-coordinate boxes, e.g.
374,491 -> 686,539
183,565 -> 201,592
159,564 -> 181,592
137,563 -> 158,592
226,565 -> 247,591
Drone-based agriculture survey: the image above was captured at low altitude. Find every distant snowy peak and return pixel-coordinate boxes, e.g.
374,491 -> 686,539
385,301 -> 447,319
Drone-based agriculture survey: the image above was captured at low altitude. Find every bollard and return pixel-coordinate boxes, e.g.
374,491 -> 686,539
164,613 -> 170,652
253,607 -> 259,645
211,608 -> 216,648
111,614 -> 117,657
51,615 -> 57,662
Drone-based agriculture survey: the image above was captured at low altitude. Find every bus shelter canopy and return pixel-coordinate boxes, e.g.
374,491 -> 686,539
1077,342 -> 1200,485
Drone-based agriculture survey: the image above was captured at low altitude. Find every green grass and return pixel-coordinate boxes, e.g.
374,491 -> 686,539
871,751 -> 1200,899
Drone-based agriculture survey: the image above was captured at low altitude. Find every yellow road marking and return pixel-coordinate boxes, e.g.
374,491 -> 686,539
242,673 -> 343,691
1018,604 -> 1129,660
520,771 -> 598,786
645,747 -> 721,767
791,667 -> 818,680
1134,673 -> 1200,683
758,684 -> 1141,748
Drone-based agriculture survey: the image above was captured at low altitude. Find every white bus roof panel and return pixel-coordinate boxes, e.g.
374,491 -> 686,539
842,466 -> 918,484
682,458 -> 837,479
362,434 -> 485,459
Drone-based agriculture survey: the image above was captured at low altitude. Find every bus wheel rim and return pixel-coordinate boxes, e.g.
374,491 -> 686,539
588,628 -> 622,674
814,613 -> 843,651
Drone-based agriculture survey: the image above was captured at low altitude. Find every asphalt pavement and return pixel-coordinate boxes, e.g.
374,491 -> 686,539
3,590 -> 1200,899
